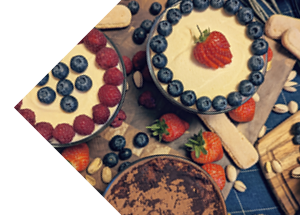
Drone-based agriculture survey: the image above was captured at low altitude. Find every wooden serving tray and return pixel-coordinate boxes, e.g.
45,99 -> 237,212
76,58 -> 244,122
257,111 -> 300,215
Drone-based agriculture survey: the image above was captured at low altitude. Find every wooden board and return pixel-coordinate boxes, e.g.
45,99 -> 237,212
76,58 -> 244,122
257,111 -> 300,215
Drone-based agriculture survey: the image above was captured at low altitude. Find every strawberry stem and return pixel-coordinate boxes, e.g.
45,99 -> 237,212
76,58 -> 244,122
185,129 -> 208,158
146,119 -> 169,142
194,26 -> 211,43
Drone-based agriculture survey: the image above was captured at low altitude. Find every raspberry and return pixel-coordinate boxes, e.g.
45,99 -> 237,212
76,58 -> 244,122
122,56 -> 133,75
138,91 -> 156,109
19,109 -> 36,125
83,28 -> 107,54
14,100 -> 22,110
73,114 -> 95,135
98,84 -> 122,107
53,123 -> 75,144
103,67 -> 124,86
96,47 -> 119,70
111,110 -> 127,128
132,51 -> 146,71
92,104 -> 110,124
34,122 -> 54,141
141,66 -> 152,82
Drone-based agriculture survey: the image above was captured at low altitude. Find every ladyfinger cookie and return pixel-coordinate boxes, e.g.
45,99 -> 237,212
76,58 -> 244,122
281,27 -> 300,60
198,113 -> 259,169
96,5 -> 132,29
265,14 -> 300,40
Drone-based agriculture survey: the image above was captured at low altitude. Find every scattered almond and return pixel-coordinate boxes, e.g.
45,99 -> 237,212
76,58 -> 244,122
87,157 -> 103,174
226,165 -> 237,182
271,160 -> 283,173
273,104 -> 289,113
102,166 -> 112,184
283,86 -> 297,92
252,93 -> 260,103
284,81 -> 297,87
288,101 -> 298,114
258,125 -> 267,138
264,161 -> 273,173
234,180 -> 247,192
287,70 -> 297,81
85,175 -> 96,186
267,61 -> 272,71
291,166 -> 300,178
126,82 -> 129,91
133,71 -> 143,88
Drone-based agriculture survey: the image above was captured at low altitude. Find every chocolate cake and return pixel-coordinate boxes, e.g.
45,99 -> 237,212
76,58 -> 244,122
104,156 -> 226,215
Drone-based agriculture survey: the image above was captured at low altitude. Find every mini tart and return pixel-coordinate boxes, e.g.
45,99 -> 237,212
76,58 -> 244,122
148,0 -> 267,113
22,32 -> 126,146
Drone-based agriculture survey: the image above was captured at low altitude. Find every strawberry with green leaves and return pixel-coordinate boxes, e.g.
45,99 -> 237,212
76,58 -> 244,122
193,26 -> 232,69
185,130 -> 223,164
147,113 -> 189,142
202,163 -> 226,190
228,97 -> 256,122
61,143 -> 90,172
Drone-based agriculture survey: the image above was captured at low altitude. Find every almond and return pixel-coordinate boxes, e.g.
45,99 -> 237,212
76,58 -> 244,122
102,166 -> 112,184
226,165 -> 237,182
288,101 -> 298,114
234,180 -> 247,192
287,70 -> 297,81
273,104 -> 289,114
252,93 -> 260,103
264,161 -> 273,173
258,125 -> 267,138
283,86 -> 297,92
284,81 -> 297,87
133,71 -> 143,88
291,166 -> 300,178
271,160 -> 282,173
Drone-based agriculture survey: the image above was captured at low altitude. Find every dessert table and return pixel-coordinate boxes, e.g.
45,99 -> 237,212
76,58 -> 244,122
54,0 -> 300,214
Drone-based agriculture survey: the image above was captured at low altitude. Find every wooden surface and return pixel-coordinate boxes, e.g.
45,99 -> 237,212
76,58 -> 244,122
57,0 -> 297,200
257,111 -> 300,215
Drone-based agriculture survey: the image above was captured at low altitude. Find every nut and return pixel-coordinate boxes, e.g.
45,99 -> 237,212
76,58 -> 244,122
126,82 -> 129,91
233,180 -> 247,192
226,165 -> 237,182
258,125 -> 267,138
283,86 -> 297,93
288,101 -> 298,114
284,81 -> 297,87
267,61 -> 272,71
264,161 -> 273,173
252,93 -> 260,103
273,104 -> 289,114
287,70 -> 297,81
291,166 -> 300,178
133,71 -> 143,88
102,166 -> 112,184
87,157 -> 102,174
271,160 -> 282,173
85,175 -> 96,186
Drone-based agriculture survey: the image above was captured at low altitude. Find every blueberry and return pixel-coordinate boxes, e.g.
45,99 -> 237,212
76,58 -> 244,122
292,122 -> 300,135
75,75 -> 93,92
37,87 -> 56,104
140,19 -> 153,34
227,92 -> 243,107
128,1 -> 139,15
56,79 -> 74,96
251,38 -> 269,55
246,21 -> 264,40
180,90 -> 196,106
180,0 -> 193,14
118,161 -> 131,172
292,135 -> 300,145
167,80 -> 184,97
150,35 -> 168,53
118,148 -> 132,160
152,53 -> 168,69
166,8 -> 182,25
212,95 -> 227,111
60,95 -> 78,113
157,20 -> 173,37
223,0 -> 240,15
157,67 -> 173,83
52,62 -> 69,80
210,0 -> 224,9
37,74 -> 49,86
248,55 -> 264,71
133,132 -> 149,148
196,96 -> 212,112
132,27 -> 147,45
238,80 -> 255,96
193,0 -> 209,11
237,7 -> 254,25
109,135 -> 126,151
249,71 -> 264,86
149,2 -> 162,15
166,0 -> 180,8
70,55 -> 88,73
103,152 -> 119,168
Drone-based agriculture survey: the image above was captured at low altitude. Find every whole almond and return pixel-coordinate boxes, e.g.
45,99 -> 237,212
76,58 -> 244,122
284,81 -> 297,87
234,180 -> 247,192
264,161 -> 273,173
287,70 -> 297,81
291,166 -> 300,178
258,125 -> 267,138
283,86 -> 297,92
226,165 -> 237,182
133,71 -> 143,88
267,61 -> 272,71
126,82 -> 129,91
252,93 -> 260,103
102,166 -> 112,184
288,101 -> 298,114
273,104 -> 289,114
271,160 -> 282,173
87,157 -> 103,174
85,175 -> 96,186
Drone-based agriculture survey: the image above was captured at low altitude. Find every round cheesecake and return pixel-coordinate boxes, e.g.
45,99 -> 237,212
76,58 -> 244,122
104,155 -> 227,215
148,1 -> 266,113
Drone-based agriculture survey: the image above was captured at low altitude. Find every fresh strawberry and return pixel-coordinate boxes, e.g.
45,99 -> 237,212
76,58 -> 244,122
264,46 -> 273,62
228,97 -> 256,123
98,84 -> 122,107
103,67 -> 124,86
147,113 -> 189,142
61,143 -> 90,172
202,163 -> 226,190
193,27 -> 232,69
185,130 -> 223,164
